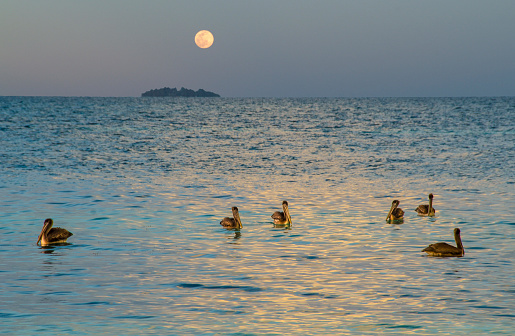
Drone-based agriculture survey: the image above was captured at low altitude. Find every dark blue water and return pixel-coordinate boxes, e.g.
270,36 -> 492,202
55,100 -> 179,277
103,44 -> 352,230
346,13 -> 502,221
1,97 -> 514,335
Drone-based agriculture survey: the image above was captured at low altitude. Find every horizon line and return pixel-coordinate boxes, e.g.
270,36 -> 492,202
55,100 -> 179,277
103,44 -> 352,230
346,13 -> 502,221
1,95 -> 514,99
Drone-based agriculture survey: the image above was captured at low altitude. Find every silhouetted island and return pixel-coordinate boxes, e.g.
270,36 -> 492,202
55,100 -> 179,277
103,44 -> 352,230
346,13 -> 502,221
141,87 -> 220,97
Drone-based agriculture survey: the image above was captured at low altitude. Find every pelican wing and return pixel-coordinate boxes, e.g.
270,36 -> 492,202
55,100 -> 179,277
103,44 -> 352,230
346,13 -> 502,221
271,211 -> 285,221
47,227 -> 73,243
220,217 -> 236,228
422,242 -> 462,256
415,204 -> 429,214
416,205 -> 435,214
392,207 -> 404,219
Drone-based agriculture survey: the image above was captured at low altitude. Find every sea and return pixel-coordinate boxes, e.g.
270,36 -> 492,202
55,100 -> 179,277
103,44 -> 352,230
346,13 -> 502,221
1,96 -> 514,335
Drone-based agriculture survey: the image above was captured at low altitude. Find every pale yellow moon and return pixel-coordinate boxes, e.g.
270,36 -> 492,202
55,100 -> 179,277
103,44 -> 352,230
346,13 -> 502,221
195,30 -> 214,49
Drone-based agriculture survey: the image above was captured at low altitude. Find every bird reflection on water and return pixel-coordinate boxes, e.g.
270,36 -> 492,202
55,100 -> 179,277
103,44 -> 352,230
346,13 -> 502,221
39,244 -> 72,254
225,230 -> 242,243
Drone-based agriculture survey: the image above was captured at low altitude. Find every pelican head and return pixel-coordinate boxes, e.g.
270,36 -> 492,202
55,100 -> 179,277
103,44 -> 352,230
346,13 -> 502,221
428,193 -> 435,215
386,200 -> 404,220
37,218 -> 54,245
232,206 -> 243,229
282,201 -> 292,225
453,227 -> 463,252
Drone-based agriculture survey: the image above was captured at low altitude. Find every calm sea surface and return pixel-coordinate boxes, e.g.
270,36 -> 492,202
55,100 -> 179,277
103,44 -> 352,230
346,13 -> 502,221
1,97 -> 514,335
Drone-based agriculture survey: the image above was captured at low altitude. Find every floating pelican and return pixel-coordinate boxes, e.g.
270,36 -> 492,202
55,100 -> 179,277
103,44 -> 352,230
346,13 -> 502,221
422,228 -> 464,257
415,193 -> 436,216
386,200 -> 404,221
220,207 -> 243,229
271,201 -> 293,225
36,218 -> 73,246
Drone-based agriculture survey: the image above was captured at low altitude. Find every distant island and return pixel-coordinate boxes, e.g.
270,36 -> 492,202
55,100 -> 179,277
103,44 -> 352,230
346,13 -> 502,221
141,87 -> 220,97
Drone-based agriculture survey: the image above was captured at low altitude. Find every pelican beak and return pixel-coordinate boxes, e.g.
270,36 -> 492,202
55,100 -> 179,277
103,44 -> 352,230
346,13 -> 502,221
386,202 -> 396,221
233,207 -> 243,229
36,230 -> 44,245
283,202 -> 292,225
428,194 -> 434,216
37,219 -> 52,245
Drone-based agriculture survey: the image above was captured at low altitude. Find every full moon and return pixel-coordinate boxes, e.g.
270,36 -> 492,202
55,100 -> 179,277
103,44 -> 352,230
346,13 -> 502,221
195,30 -> 214,49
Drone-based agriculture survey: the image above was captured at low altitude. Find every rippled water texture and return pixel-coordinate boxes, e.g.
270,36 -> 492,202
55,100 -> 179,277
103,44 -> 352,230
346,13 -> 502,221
1,97 -> 514,335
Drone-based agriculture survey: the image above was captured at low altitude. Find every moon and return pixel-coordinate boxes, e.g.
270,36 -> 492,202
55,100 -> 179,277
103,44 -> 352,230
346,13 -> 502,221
195,30 -> 214,49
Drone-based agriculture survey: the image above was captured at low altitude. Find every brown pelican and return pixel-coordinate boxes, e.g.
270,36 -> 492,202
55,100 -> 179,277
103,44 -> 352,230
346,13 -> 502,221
386,200 -> 404,221
220,207 -> 243,229
271,201 -> 293,225
36,218 -> 73,246
415,193 -> 436,216
422,228 -> 464,257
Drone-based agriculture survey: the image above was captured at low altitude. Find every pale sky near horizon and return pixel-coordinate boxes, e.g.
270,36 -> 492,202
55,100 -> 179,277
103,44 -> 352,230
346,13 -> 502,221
1,0 -> 514,97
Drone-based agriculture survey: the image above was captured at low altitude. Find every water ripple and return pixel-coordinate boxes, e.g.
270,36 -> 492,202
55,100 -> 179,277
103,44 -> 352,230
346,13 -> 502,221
0,97 -> 514,335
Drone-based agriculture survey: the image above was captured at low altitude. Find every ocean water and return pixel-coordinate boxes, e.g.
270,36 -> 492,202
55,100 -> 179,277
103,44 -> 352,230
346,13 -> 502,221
0,96 -> 514,335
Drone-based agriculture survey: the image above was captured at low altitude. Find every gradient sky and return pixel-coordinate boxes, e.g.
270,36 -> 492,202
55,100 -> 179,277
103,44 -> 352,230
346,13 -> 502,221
1,0 -> 515,97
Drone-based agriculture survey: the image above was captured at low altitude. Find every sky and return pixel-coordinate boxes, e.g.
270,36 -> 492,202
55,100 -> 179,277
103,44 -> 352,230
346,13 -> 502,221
1,0 -> 515,97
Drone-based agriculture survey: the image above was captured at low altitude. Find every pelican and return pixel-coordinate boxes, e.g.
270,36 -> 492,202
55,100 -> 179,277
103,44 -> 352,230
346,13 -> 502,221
36,218 -> 73,246
271,201 -> 293,225
386,200 -> 404,221
220,207 -> 243,229
415,193 -> 436,216
422,228 -> 464,257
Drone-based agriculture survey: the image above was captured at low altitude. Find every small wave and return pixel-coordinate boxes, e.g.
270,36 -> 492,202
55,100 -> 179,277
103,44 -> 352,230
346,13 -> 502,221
112,315 -> 155,319
176,283 -> 263,292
